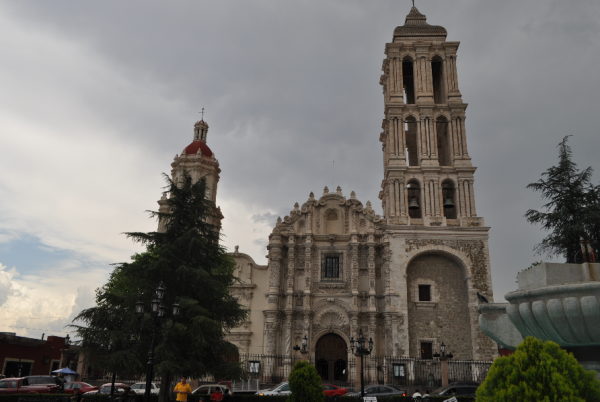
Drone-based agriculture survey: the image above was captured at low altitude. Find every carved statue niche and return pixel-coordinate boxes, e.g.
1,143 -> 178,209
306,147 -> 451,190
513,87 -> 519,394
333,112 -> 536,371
313,306 -> 350,335
324,208 -> 340,234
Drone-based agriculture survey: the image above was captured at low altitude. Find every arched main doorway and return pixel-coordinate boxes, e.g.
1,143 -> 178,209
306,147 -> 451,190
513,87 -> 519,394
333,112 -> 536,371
315,333 -> 348,382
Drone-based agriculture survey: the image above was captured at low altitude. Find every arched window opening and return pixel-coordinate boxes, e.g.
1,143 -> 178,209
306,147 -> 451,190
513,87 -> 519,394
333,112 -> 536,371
402,58 -> 415,104
436,116 -> 451,166
407,180 -> 422,219
432,57 -> 445,104
442,180 -> 457,219
405,116 -> 418,166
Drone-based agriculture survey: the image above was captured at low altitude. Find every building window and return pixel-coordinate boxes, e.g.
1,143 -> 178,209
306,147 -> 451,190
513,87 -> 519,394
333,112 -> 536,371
421,342 -> 433,360
322,256 -> 341,280
418,285 -> 431,302
393,364 -> 406,377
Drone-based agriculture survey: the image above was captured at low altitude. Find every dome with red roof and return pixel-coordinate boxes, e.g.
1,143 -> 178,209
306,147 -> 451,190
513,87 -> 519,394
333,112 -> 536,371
184,140 -> 213,157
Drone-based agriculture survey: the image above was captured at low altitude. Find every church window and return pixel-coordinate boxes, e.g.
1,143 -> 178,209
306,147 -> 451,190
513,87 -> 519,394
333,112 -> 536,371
421,342 -> 433,359
407,180 -> 422,219
405,116 -> 419,166
323,256 -> 340,279
418,285 -> 431,301
402,58 -> 415,104
436,116 -> 451,166
442,180 -> 457,219
432,57 -> 445,104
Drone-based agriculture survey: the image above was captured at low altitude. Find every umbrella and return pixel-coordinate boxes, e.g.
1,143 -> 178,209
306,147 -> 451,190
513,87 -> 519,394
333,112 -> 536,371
52,367 -> 79,375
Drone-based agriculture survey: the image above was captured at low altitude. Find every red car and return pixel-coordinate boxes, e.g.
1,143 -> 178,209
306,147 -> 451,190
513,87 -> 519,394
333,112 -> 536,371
322,384 -> 347,397
64,382 -> 99,394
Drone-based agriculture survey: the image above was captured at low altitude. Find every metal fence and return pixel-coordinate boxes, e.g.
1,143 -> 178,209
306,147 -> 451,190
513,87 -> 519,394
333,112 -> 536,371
239,354 -> 492,389
82,355 -> 492,390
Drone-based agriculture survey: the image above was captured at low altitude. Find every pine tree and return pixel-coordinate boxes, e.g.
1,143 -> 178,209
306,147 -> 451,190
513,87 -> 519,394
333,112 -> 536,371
525,136 -> 599,263
71,172 -> 247,399
476,337 -> 600,402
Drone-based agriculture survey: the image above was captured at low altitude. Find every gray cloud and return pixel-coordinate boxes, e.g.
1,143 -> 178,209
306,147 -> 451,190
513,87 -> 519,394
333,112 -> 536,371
0,0 -> 599,309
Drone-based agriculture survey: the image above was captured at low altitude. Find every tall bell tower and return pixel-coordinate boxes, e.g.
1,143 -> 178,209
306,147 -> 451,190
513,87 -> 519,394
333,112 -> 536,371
157,119 -> 223,231
379,7 -> 497,360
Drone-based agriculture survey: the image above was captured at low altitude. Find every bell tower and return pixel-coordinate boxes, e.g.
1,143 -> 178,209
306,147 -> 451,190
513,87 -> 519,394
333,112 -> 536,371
157,119 -> 223,231
379,7 -> 497,360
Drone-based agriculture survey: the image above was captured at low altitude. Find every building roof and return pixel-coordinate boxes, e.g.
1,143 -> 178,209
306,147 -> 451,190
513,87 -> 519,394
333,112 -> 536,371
184,140 -> 213,157
394,6 -> 447,39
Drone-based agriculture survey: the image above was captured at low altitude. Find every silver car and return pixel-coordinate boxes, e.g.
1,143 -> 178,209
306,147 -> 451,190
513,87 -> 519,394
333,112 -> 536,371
347,385 -> 407,397
256,382 -> 291,396
130,383 -> 159,395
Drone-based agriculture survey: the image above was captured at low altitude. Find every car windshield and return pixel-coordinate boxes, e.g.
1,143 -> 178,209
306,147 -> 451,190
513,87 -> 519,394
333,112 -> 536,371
0,382 -> 7,389
431,386 -> 450,395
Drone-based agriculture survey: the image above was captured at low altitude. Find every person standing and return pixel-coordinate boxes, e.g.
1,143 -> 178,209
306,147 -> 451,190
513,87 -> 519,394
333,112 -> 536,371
174,377 -> 192,402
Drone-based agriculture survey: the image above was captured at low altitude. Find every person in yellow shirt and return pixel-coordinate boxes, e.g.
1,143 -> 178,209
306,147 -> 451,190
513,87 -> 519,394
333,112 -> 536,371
174,377 -> 192,402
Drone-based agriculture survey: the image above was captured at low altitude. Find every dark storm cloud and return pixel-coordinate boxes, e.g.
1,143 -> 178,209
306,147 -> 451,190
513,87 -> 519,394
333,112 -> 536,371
1,0 -> 599,316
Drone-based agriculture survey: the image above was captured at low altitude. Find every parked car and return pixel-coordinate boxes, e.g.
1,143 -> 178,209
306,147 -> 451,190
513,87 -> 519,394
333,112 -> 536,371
347,385 -> 406,397
25,376 -> 64,392
64,382 -> 99,394
86,383 -> 129,395
130,383 -> 159,395
0,378 -> 61,394
192,384 -> 230,396
322,384 -> 347,397
430,383 -> 478,397
217,381 -> 231,390
256,382 -> 291,396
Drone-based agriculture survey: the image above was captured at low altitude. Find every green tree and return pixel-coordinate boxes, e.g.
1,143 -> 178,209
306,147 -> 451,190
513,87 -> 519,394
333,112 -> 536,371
71,172 -> 247,399
525,136 -> 600,263
287,360 -> 324,402
476,337 -> 600,402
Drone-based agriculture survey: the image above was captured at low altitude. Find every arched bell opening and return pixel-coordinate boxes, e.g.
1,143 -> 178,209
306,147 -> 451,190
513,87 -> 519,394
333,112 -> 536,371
405,116 -> 419,166
441,180 -> 457,219
402,57 -> 416,104
315,333 -> 348,383
431,56 -> 445,104
436,116 -> 452,167
407,180 -> 422,219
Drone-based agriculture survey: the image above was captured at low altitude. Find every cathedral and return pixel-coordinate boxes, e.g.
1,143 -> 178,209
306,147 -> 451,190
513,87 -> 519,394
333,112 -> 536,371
162,6 -> 497,383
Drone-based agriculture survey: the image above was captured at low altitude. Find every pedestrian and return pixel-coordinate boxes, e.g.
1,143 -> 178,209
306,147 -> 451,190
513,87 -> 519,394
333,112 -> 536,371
210,389 -> 223,402
412,389 -> 422,400
221,389 -> 231,402
423,390 -> 430,399
71,388 -> 84,402
174,377 -> 192,402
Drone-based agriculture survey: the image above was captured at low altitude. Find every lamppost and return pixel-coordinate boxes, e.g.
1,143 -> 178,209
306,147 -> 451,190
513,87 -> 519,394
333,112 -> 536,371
135,281 -> 181,402
350,329 -> 373,399
433,342 -> 453,387
293,335 -> 309,361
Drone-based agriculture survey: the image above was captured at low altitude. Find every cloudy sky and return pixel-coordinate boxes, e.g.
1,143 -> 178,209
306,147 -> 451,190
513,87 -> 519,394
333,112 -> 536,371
0,0 -> 599,340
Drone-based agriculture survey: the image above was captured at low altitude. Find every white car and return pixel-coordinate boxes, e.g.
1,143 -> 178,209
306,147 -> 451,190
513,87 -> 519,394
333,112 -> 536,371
192,384 -> 230,396
130,382 -> 160,395
256,382 -> 291,396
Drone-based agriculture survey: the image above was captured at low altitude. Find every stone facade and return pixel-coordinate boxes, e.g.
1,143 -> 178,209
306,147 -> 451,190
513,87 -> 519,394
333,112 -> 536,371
159,6 -> 498,367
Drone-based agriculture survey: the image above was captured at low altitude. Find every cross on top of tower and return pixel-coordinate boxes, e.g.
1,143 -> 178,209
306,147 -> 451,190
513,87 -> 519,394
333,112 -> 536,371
199,107 -> 205,121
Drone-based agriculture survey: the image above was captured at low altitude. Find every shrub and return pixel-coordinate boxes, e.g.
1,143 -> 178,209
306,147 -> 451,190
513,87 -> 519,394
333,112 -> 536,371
476,337 -> 600,402
287,361 -> 324,402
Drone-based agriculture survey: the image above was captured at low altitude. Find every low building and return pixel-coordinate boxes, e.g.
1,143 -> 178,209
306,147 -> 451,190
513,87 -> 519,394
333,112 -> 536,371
0,332 -> 70,377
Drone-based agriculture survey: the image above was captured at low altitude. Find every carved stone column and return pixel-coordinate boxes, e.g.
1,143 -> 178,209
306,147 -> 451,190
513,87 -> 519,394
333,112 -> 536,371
284,313 -> 293,376
287,235 -> 295,297
458,179 -> 467,217
468,179 -> 477,216
263,312 -> 279,381
350,236 -> 359,297
304,237 -> 313,294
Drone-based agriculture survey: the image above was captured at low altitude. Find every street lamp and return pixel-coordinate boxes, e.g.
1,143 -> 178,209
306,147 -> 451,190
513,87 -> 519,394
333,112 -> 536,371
350,329 -> 373,399
293,335 -> 309,360
433,342 -> 453,359
136,282 -> 181,402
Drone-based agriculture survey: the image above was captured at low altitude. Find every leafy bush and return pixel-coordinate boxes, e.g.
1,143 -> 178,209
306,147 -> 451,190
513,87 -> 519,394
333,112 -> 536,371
476,337 -> 600,402
287,361 -> 324,402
